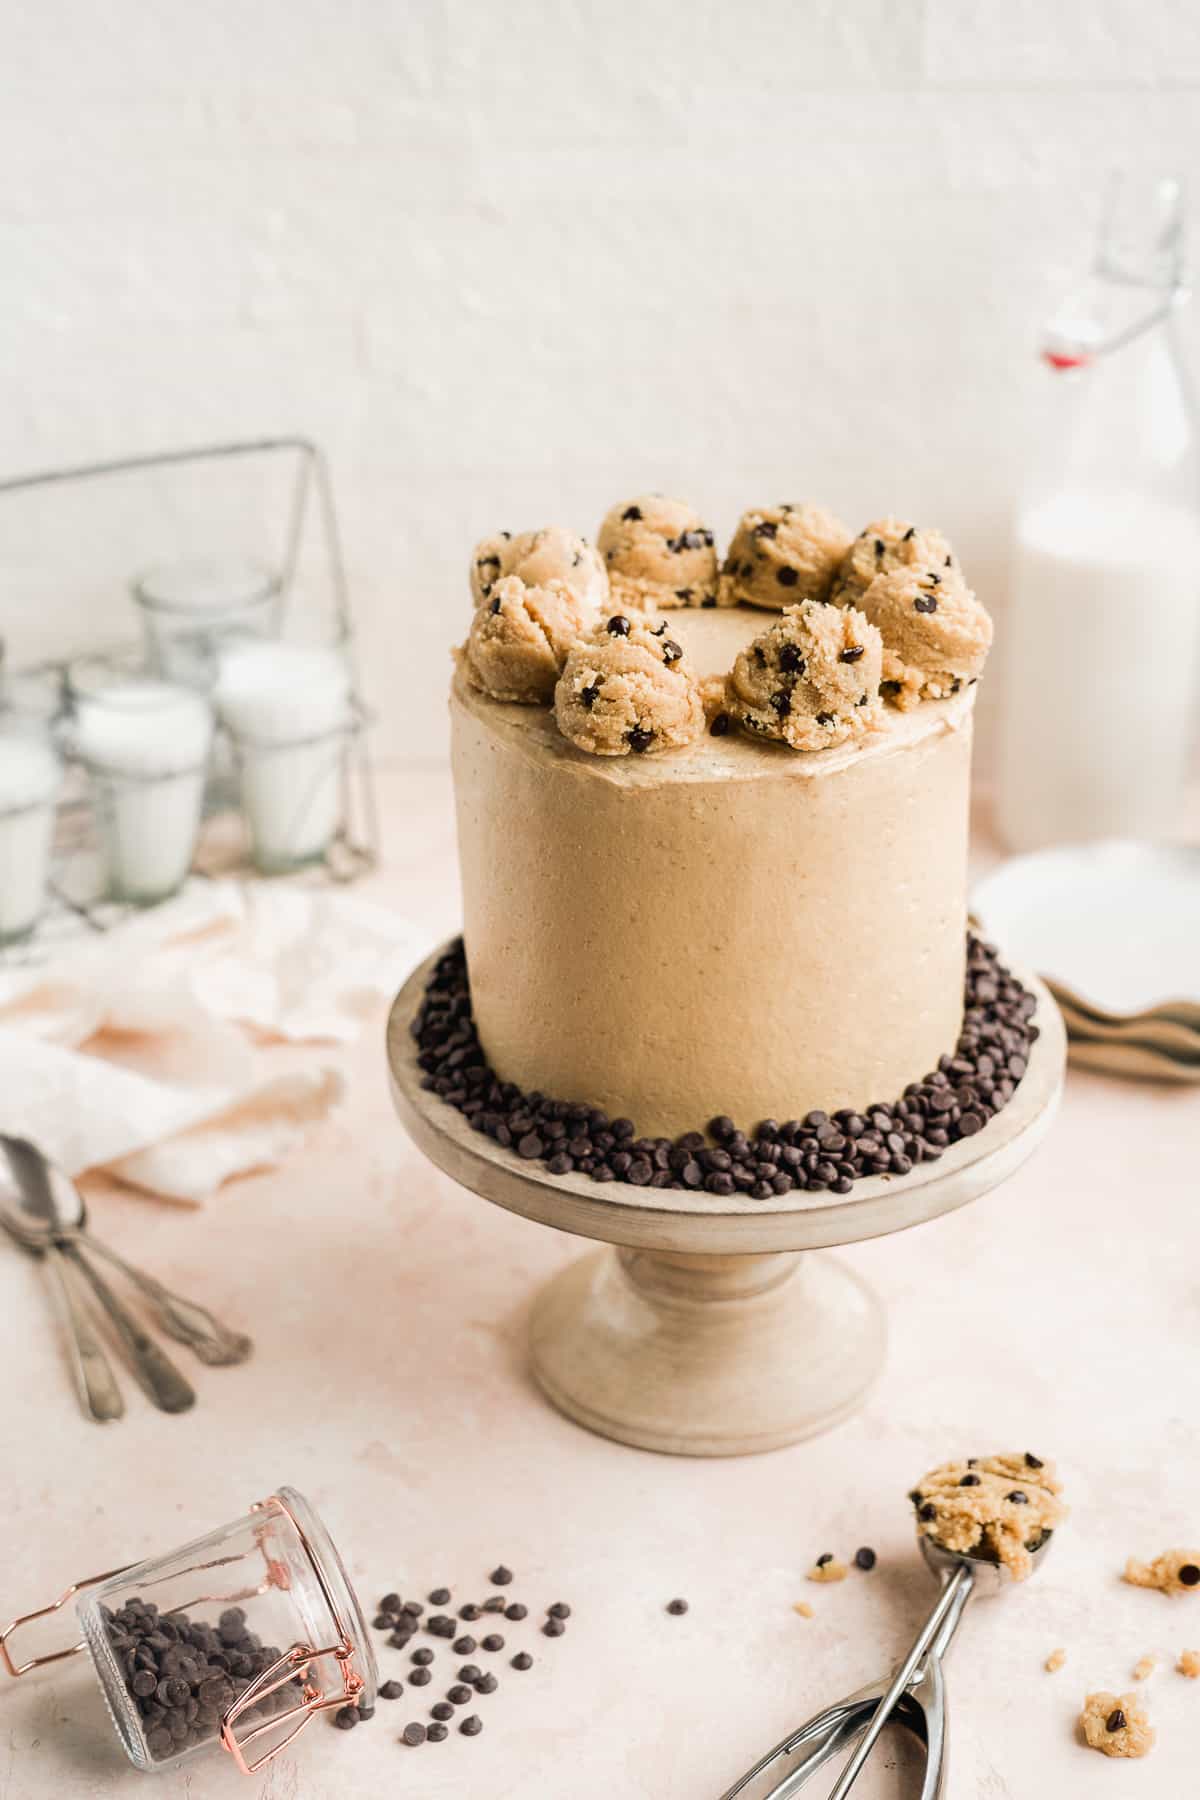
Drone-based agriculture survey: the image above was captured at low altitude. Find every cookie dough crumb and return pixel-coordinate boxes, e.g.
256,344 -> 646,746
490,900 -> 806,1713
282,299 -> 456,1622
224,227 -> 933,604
807,1556 -> 848,1584
1079,1690 -> 1154,1758
1045,1648 -> 1067,1672
792,1601 -> 814,1619
1132,1655 -> 1157,1682
726,600 -> 883,753
832,516 -> 957,607
470,526 -> 608,611
597,496 -> 719,610
554,614 -> 705,756
462,575 -> 595,704
1177,1648 -> 1200,1678
857,567 -> 993,710
910,1451 -> 1066,1583
1124,1551 -> 1200,1595
719,502 -> 853,610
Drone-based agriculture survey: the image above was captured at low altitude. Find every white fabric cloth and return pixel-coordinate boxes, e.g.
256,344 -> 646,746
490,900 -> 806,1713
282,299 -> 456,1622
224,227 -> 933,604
0,880 -> 433,1204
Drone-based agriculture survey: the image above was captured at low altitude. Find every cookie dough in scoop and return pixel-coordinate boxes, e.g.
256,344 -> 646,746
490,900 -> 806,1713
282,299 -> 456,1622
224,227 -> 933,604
910,1451 -> 1066,1582
470,526 -> 609,611
597,495 -> 719,610
462,574 -> 596,704
725,599 -> 883,752
555,613 -> 705,756
719,502 -> 853,609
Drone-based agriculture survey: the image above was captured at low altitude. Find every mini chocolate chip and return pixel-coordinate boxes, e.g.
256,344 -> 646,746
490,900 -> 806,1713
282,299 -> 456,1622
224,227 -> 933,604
512,1651 -> 533,1670
902,526 -> 915,540
580,681 -> 601,709
627,725 -> 654,753
409,1666 -> 432,1686
403,1721 -> 427,1745
489,596 -> 501,614
447,1685 -> 473,1705
778,644 -> 805,674
945,553 -> 953,566
675,587 -> 693,601
754,520 -> 778,539
816,711 -> 834,726
840,645 -> 865,663
769,690 -> 791,717
460,1714 -> 483,1736
776,566 -> 799,587
661,639 -> 683,664
709,712 -> 730,736
481,1634 -> 504,1652
1024,1452 -> 1044,1469
428,1722 -> 448,1741
959,1473 -> 981,1486
547,1602 -> 571,1619
431,1702 -> 454,1721
919,1503 -> 937,1521
411,1648 -> 434,1666
504,1603 -> 528,1621
815,1553 -> 833,1568
666,1598 -> 689,1615
622,504 -> 643,520
1007,1491 -> 1028,1504
1106,1709 -> 1126,1733
913,595 -> 938,614
753,645 -> 767,666
606,616 -> 630,637
453,1637 -> 476,1655
379,1679 -> 404,1699
1180,1564 -> 1200,1586
874,537 -> 884,555
543,1617 -> 566,1637
334,1704 -> 359,1729
854,1547 -> 877,1571
428,1589 -> 451,1606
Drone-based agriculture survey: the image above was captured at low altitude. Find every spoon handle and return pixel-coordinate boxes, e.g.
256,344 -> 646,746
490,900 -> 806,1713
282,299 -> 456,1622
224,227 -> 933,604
75,1235 -> 252,1366
41,1247 -> 125,1423
59,1243 -> 196,1414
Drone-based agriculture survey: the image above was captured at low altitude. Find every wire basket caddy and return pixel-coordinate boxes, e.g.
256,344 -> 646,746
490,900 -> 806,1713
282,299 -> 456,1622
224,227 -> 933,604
0,437 -> 380,957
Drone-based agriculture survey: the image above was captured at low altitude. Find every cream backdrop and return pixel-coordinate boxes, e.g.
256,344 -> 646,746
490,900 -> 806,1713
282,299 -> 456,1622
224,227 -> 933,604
1,0 -> 1198,761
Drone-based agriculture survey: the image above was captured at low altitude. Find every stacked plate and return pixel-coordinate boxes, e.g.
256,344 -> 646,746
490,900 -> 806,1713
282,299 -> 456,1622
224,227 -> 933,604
972,841 -> 1200,1084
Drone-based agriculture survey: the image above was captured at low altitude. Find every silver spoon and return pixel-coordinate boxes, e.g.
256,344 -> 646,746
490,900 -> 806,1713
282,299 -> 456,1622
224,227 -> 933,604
0,1136 -> 196,1414
719,1531 -> 1055,1800
0,1134 -> 251,1365
0,1166 -> 124,1424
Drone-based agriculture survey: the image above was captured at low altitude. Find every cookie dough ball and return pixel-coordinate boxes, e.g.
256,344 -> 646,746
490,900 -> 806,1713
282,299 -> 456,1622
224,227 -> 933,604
832,516 -> 958,607
857,567 -> 993,709
1123,1549 -> 1200,1595
725,600 -> 883,753
597,495 -> 719,610
910,1452 -> 1066,1584
718,503 -> 853,610
470,526 -> 609,611
555,613 -> 705,756
1079,1691 -> 1155,1759
463,575 -> 595,704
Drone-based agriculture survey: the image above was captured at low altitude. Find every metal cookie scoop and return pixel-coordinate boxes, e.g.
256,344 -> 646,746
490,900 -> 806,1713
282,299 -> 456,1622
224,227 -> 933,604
719,1531 -> 1055,1800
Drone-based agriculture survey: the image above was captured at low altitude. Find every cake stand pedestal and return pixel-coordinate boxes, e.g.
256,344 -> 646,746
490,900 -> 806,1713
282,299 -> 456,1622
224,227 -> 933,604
386,950 -> 1066,1458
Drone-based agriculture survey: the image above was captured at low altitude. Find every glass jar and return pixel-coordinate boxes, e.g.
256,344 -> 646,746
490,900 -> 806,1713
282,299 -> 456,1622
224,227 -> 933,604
65,652 -> 214,905
1,1488 -> 375,1776
133,557 -> 281,692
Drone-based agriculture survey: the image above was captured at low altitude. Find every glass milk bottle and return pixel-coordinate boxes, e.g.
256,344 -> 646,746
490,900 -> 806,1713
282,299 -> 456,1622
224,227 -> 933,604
996,174 -> 1200,851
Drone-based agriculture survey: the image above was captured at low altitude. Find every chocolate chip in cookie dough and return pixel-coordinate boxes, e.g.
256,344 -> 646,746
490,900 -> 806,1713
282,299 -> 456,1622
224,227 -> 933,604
769,691 -> 792,717
606,615 -> 630,637
840,645 -> 865,663
1106,1709 -> 1127,1733
675,587 -> 693,602
778,644 -> 806,674
1180,1564 -> 1200,1586
622,504 -> 643,520
776,566 -> 799,587
754,520 -> 778,540
1007,1491 -> 1029,1504
1025,1453 -> 1045,1469
580,681 -> 601,710
816,711 -> 834,726
959,1473 -> 981,1486
709,712 -> 730,736
661,640 -> 683,665
902,526 -> 915,541
489,595 -> 501,614
913,595 -> 938,614
919,1503 -> 938,1521
627,725 -> 654,753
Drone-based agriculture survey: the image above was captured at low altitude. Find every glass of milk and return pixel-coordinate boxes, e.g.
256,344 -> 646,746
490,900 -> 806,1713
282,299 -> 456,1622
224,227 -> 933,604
133,557 -> 281,691
997,173 -> 1200,852
66,656 -> 214,905
0,722 -> 62,944
213,640 -> 354,873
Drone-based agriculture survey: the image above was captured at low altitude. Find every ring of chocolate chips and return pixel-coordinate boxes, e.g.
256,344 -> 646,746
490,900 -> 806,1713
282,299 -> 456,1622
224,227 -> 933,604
411,936 -> 1038,1198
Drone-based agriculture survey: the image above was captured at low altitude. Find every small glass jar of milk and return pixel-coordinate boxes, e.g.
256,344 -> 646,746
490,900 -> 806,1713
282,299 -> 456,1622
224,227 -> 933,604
66,656 -> 214,905
0,721 -> 62,944
213,640 -> 354,874
133,557 -> 281,690
997,173 -> 1200,852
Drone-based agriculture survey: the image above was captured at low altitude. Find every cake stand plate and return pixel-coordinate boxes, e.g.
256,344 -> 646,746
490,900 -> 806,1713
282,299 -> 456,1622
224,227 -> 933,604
386,948 -> 1066,1457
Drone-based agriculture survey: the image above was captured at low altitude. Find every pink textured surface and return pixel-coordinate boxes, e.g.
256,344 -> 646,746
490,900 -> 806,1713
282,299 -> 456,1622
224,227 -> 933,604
2,766 -> 1198,1798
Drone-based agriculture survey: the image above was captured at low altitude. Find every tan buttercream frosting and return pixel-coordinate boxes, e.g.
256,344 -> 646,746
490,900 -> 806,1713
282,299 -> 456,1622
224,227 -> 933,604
451,608 -> 973,1136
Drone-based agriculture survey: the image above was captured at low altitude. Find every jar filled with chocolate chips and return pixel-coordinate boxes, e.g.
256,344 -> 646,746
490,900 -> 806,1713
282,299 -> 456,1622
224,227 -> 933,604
0,1488 -> 376,1777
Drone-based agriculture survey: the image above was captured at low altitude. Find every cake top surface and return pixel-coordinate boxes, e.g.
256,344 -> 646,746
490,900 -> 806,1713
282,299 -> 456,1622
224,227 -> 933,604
453,606 -> 974,787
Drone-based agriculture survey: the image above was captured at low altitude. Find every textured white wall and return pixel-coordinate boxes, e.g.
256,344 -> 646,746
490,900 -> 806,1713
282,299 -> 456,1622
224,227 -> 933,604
2,0 -> 1198,760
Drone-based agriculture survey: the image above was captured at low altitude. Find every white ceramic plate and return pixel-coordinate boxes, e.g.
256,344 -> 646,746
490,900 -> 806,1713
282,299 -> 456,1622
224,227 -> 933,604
972,840 -> 1200,1019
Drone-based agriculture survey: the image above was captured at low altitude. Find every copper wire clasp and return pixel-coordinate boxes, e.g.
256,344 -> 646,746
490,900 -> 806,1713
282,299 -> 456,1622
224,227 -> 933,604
0,1567 -> 129,1679
220,1640 -> 363,1776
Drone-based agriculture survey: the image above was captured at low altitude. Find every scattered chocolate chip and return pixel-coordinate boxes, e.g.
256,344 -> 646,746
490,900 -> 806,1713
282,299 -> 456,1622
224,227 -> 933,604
428,1722 -> 448,1742
431,1702 -> 454,1721
622,505 -> 642,521
776,566 -> 799,587
460,1714 -> 483,1736
334,1704 -> 359,1729
458,1664 -> 482,1683
606,616 -> 630,637
481,1634 -> 504,1652
543,1617 -> 566,1637
356,1702 -> 375,1721
675,587 -> 693,602
379,1679 -> 404,1700
1106,1709 -> 1126,1733
475,1672 -> 499,1694
380,1593 -> 402,1613
453,1637 -> 477,1655
447,1685 -> 473,1705
854,1547 -> 877,1571
403,1721 -> 427,1746
409,1666 -> 432,1687
428,1589 -> 451,1606
411,1648 -> 434,1666
755,520 -> 778,539
512,1652 -> 533,1670
666,1598 -> 689,1615
547,1602 -> 571,1619
504,1603 -> 528,1621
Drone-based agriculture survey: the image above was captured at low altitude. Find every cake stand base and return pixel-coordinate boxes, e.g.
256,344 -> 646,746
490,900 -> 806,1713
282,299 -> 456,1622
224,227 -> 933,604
529,1246 -> 886,1457
387,944 -> 1065,1459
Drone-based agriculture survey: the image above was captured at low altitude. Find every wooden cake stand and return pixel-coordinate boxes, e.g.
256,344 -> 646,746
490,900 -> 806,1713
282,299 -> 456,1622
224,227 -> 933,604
386,949 -> 1066,1458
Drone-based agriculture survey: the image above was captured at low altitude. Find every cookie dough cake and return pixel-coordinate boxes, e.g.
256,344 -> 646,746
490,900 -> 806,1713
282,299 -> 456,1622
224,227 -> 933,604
427,496 -> 1025,1192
